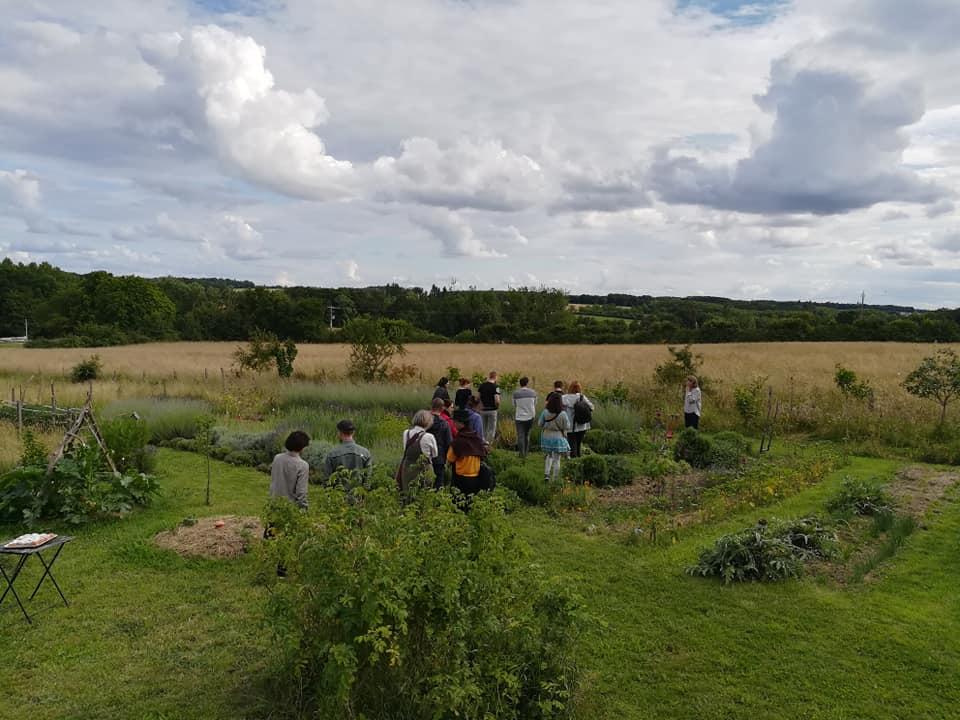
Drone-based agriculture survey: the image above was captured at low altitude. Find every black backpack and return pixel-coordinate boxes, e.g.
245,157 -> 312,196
573,394 -> 592,425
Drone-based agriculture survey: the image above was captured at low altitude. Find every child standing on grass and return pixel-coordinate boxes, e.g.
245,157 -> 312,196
538,393 -> 571,484
269,431 -> 311,509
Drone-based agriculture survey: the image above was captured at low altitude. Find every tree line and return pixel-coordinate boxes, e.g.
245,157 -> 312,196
2,258 -> 959,346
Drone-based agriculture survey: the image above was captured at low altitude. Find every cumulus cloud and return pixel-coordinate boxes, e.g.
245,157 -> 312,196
0,169 -> 41,211
648,61 -> 944,215
341,259 -> 360,282
113,210 -> 267,261
140,25 -> 354,201
373,137 -> 548,212
409,209 -> 507,258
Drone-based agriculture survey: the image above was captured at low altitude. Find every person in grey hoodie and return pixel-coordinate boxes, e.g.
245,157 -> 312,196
512,376 -> 537,458
270,431 -> 311,509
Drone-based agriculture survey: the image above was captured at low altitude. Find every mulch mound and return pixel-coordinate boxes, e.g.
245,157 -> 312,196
153,516 -> 263,559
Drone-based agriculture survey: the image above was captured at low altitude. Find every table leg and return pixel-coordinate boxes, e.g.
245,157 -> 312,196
0,555 -> 32,623
29,544 -> 68,606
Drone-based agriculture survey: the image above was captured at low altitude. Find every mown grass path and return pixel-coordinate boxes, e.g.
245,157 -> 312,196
2,451 -> 958,719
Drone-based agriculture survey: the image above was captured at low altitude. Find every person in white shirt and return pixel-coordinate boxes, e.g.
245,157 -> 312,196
561,380 -> 594,458
512,376 -> 537,458
684,376 -> 702,429
399,410 -> 439,493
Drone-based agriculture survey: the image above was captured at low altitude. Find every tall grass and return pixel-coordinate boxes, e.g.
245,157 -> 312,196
0,424 -> 62,473
103,398 -> 212,442
278,383 -> 433,414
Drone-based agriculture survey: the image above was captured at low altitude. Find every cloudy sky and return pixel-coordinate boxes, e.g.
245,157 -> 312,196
1,0 -> 959,306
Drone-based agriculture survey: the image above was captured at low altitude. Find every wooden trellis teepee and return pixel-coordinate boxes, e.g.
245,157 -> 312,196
46,388 -> 118,477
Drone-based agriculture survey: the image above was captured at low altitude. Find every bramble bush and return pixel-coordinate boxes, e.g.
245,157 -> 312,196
688,517 -> 837,584
260,488 -> 583,719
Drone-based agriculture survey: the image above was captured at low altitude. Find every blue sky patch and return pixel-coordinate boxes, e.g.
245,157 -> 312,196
677,0 -> 789,26
190,0 -> 277,16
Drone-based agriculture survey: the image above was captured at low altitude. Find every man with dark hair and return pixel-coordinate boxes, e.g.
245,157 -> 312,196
512,376 -> 537,458
321,419 -> 372,482
477,371 -> 501,443
427,398 -> 453,487
547,380 -> 565,402
270,431 -> 311,509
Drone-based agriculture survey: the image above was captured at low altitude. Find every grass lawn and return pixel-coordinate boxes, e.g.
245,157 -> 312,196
2,451 -> 958,719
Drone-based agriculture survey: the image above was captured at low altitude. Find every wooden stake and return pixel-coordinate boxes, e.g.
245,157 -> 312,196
51,382 -> 56,411
16,398 -> 23,437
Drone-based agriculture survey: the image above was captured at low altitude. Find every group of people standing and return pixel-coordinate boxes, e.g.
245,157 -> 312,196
431,372 -> 595,484
269,372 -> 704,510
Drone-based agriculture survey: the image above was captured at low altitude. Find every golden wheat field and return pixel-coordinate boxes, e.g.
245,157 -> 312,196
0,341 -> 955,392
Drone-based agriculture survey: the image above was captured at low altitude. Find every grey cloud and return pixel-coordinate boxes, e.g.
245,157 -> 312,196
926,200 -> 955,219
648,63 -> 945,215
934,232 -> 960,252
858,0 -> 960,53
549,170 -> 650,213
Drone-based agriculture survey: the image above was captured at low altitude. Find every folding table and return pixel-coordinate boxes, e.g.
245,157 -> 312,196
0,535 -> 74,624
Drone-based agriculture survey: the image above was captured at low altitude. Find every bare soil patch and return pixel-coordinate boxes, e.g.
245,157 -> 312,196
154,516 -> 263,559
889,465 -> 959,518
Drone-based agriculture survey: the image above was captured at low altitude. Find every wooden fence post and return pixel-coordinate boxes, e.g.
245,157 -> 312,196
51,382 -> 56,411
220,367 -> 226,389
17,385 -> 24,437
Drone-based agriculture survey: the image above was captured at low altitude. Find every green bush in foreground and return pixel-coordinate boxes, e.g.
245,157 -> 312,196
688,517 -> 837,584
261,488 -> 583,719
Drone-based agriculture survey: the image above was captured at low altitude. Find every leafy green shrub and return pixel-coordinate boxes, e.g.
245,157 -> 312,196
499,465 -> 552,505
260,488 -> 582,719
654,344 -> 702,386
564,454 -> 609,486
70,355 -> 102,383
710,431 -> 752,468
673,427 -> 713,468
584,429 -> 645,455
834,365 -> 874,402
0,443 -> 159,526
733,376 -> 766,428
826,477 -> 894,517
688,517 -> 836,584
102,416 -> 156,474
485,449 -> 524,476
603,455 -> 635,487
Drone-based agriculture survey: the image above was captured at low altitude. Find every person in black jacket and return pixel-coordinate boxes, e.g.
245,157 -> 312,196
432,377 -> 450,402
454,377 -> 473,409
427,398 -> 453,487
